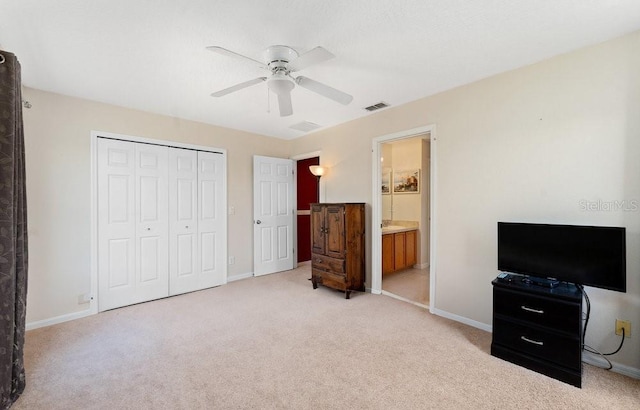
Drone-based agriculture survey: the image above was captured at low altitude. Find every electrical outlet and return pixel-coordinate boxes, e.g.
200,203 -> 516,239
615,319 -> 631,337
77,293 -> 91,304
228,256 -> 235,265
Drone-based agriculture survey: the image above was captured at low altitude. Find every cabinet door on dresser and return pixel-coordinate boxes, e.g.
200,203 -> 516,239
310,204 -> 326,255
325,204 -> 346,258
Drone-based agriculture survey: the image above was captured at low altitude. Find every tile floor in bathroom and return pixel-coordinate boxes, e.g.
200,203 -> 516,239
382,267 -> 429,306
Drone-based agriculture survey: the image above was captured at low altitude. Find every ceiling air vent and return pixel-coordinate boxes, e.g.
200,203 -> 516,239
364,101 -> 390,112
290,121 -> 322,132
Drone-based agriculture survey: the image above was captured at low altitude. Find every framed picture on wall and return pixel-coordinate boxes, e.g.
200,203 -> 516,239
381,171 -> 391,194
393,169 -> 420,193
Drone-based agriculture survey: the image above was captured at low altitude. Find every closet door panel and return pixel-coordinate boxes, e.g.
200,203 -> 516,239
98,138 -> 136,311
134,143 -> 169,301
169,148 -> 199,295
198,151 -> 225,289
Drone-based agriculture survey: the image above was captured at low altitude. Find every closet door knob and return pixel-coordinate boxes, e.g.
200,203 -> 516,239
256,220 -> 262,224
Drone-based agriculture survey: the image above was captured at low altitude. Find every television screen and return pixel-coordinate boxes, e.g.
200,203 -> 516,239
498,222 -> 626,292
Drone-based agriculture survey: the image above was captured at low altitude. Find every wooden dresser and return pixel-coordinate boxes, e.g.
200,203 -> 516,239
310,203 -> 365,299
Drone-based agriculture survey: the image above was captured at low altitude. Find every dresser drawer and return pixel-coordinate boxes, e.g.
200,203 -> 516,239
494,288 -> 581,334
311,253 -> 345,273
312,269 -> 347,291
493,317 -> 581,371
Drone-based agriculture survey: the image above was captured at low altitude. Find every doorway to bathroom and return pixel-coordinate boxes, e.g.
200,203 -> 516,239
371,125 -> 435,310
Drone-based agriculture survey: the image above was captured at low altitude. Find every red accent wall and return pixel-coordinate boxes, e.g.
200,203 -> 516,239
297,157 -> 319,262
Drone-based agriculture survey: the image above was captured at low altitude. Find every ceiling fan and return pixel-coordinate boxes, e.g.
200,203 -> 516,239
207,45 -> 353,117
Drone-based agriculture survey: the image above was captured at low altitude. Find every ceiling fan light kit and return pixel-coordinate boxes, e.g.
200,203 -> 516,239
207,45 -> 353,117
267,72 -> 295,95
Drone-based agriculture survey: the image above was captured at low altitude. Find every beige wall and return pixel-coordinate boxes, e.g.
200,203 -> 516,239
390,138 -> 422,222
23,88 -> 290,323
291,31 -> 640,371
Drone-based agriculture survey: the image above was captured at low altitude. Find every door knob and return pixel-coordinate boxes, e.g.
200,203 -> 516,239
256,220 -> 262,224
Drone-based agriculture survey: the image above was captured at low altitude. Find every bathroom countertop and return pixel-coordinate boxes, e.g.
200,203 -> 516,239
382,225 -> 418,235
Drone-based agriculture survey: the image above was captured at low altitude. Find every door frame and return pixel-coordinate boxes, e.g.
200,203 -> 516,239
90,130 -> 227,315
370,125 -> 437,312
290,151 -> 322,266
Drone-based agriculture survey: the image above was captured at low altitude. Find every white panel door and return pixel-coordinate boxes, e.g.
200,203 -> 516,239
197,151 -> 226,289
97,139 -> 137,311
134,143 -> 169,302
253,155 -> 294,276
168,148 -> 199,296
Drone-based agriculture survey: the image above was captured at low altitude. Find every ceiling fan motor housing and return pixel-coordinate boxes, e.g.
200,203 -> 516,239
263,45 -> 299,71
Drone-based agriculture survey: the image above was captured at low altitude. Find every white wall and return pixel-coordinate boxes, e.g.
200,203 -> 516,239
291,30 -> 640,372
23,88 -> 290,323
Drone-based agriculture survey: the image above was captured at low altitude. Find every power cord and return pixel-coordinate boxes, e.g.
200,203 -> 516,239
578,284 -> 626,370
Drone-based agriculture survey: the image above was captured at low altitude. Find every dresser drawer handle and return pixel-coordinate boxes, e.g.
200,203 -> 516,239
521,305 -> 544,314
520,336 -> 544,346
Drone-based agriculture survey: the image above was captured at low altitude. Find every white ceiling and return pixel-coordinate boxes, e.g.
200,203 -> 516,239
2,1 -> 640,140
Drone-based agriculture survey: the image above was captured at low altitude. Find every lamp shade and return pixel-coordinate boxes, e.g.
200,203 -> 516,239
309,165 -> 326,177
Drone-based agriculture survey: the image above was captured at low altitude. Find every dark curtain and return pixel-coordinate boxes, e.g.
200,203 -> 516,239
0,50 -> 28,409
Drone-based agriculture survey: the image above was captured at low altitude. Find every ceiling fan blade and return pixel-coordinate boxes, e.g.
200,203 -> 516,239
288,46 -> 335,72
277,91 -> 293,117
206,46 -> 269,70
211,77 -> 266,97
295,76 -> 353,105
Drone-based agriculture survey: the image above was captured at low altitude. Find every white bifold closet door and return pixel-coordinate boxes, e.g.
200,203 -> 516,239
168,149 -> 225,295
98,138 -> 169,311
98,139 -> 225,311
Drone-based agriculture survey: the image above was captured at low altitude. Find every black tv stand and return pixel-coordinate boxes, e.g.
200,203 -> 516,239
491,275 -> 583,387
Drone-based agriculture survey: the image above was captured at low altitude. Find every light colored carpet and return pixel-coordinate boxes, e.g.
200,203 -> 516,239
14,265 -> 640,409
382,267 -> 429,306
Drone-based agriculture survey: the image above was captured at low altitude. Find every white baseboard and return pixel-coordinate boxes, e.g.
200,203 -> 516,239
227,272 -> 254,282
430,307 -> 493,333
582,352 -> 640,380
26,308 -> 94,331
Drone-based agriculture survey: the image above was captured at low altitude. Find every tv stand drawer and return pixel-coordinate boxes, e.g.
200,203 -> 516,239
494,288 -> 581,333
492,317 -> 581,371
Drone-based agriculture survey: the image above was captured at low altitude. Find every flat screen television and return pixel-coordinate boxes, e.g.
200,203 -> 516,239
497,222 -> 626,292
